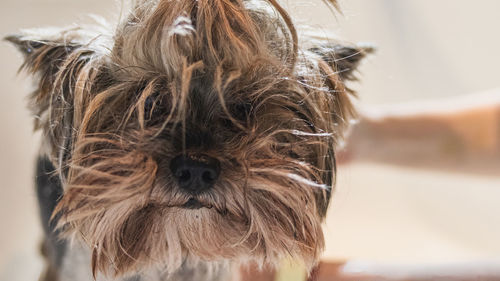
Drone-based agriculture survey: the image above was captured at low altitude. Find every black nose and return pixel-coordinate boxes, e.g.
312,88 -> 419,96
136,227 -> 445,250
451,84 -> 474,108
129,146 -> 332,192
169,154 -> 221,194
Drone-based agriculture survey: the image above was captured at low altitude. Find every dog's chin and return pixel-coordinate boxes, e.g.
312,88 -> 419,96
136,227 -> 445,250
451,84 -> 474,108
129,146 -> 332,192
181,198 -> 212,210
66,191 -> 322,277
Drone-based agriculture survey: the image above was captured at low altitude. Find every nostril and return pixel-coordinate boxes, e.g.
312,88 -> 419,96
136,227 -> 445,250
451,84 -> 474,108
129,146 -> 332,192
177,169 -> 191,183
202,170 -> 216,183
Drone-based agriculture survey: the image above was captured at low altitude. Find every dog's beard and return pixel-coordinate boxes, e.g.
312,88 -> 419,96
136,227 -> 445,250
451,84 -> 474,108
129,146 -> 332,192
55,137 -> 326,277
58,183 -> 324,277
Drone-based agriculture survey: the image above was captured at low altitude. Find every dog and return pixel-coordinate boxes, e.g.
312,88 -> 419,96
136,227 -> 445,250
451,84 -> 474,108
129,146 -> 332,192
5,0 -> 370,280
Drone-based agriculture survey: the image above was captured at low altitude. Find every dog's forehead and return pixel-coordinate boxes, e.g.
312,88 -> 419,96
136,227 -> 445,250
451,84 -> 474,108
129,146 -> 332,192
188,74 -> 221,116
111,0 -> 291,77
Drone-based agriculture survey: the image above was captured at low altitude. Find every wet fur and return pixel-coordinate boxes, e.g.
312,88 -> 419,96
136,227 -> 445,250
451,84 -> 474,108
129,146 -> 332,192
6,0 -> 370,280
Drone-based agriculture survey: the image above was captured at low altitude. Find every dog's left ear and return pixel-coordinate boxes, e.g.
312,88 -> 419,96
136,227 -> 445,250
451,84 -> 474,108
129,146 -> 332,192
309,44 -> 373,218
310,43 -> 374,81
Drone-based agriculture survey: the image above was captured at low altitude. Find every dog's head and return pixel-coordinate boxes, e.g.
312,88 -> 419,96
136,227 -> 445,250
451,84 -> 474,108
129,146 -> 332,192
6,0 -> 370,277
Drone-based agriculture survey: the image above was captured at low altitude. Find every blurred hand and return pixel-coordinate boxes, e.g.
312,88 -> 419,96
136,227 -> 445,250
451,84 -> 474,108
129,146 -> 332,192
338,90 -> 500,175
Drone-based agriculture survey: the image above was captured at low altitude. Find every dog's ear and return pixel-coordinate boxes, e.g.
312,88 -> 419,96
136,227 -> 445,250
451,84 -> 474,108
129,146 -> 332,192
5,29 -> 102,165
310,43 -> 374,81
308,43 -> 373,218
4,30 -> 89,83
5,34 -> 47,56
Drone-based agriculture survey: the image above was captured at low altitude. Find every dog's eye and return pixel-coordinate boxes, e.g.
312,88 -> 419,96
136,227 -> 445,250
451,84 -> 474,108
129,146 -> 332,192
221,103 -> 252,129
144,94 -> 167,120
233,102 -> 252,121
144,95 -> 155,115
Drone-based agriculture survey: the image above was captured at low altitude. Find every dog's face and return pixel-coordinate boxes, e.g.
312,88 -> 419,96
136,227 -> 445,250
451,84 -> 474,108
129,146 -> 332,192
6,0 -> 369,277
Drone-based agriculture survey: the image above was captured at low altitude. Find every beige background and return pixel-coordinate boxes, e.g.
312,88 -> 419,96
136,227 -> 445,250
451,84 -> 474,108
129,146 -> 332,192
1,0 -> 500,280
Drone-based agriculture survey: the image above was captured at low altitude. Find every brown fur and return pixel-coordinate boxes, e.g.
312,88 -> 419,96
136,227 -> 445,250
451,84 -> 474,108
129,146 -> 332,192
6,0 -> 370,279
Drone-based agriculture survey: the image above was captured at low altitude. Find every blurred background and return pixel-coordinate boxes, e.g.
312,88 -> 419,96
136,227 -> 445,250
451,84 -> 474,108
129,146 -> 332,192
1,0 -> 499,280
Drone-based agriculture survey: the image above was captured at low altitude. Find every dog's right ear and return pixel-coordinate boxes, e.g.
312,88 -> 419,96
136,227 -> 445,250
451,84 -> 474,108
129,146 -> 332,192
4,29 -> 103,164
4,30 -> 87,82
5,34 -> 46,56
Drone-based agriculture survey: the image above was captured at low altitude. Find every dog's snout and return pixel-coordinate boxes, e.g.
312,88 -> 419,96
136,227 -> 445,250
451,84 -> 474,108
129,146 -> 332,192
170,154 -> 221,194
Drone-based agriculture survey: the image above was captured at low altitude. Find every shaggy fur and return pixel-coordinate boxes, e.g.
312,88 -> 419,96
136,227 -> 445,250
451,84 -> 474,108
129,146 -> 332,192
6,0 -> 370,280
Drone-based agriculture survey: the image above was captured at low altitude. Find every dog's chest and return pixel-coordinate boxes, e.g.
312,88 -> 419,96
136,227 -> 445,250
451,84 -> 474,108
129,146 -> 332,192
58,243 -> 232,281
